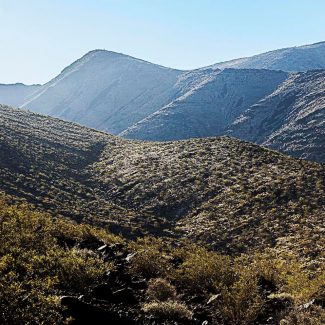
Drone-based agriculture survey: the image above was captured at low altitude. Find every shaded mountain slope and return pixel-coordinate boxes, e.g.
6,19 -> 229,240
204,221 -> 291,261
0,105 -> 324,255
207,41 -> 325,72
120,69 -> 288,140
228,70 -> 325,162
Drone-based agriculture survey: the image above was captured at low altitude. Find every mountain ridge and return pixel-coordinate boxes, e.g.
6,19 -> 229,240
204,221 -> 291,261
0,41 -> 324,163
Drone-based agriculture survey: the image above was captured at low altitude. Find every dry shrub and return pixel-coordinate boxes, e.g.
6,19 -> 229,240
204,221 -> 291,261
280,306 -> 325,325
146,278 -> 177,302
128,237 -> 170,278
143,301 -> 192,320
218,269 -> 263,325
174,245 -> 233,293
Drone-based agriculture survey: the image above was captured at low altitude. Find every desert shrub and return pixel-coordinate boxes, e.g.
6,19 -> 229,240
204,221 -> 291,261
146,278 -> 177,302
51,247 -> 109,291
174,246 -> 233,293
280,306 -> 325,325
143,301 -> 193,320
250,250 -> 325,304
218,268 -> 263,325
0,203 -> 113,324
128,237 -> 171,278
0,263 -> 61,324
50,219 -> 123,246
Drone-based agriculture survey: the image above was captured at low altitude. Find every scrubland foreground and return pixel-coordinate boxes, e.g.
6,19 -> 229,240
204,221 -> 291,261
0,199 -> 324,324
0,105 -> 324,324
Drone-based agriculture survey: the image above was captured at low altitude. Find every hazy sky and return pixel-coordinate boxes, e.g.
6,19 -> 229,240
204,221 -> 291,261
1,0 -> 325,84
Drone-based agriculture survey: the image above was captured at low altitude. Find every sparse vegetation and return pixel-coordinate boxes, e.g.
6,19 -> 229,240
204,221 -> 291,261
0,105 -> 324,324
0,199 -> 324,324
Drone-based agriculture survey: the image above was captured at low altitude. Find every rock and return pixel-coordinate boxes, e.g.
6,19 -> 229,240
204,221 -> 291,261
255,294 -> 293,324
301,299 -> 315,310
130,278 -> 147,290
187,295 -> 206,304
207,294 -> 221,305
111,288 -> 137,304
92,284 -> 113,301
98,244 -> 107,252
125,252 -> 137,262
61,296 -> 135,324
79,238 -> 104,250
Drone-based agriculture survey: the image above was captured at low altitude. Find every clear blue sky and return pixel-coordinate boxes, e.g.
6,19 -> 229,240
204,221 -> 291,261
1,0 -> 324,84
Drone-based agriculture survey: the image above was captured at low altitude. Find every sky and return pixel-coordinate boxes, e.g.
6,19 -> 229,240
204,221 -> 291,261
0,0 -> 325,84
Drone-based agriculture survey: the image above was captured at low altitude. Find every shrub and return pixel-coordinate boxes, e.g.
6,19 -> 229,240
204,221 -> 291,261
174,246 -> 233,293
280,306 -> 325,325
218,268 -> 263,325
128,237 -> 170,278
146,278 -> 177,302
143,301 -> 193,320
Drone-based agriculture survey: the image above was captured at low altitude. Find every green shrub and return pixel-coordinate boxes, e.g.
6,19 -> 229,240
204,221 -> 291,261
0,203 -> 113,324
218,268 -> 263,325
128,237 -> 170,278
174,246 -> 233,293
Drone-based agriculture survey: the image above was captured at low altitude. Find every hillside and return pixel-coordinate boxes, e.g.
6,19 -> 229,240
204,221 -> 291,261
0,105 -> 324,257
121,69 -> 288,140
207,41 -> 325,72
228,70 -> 325,162
1,104 -> 324,323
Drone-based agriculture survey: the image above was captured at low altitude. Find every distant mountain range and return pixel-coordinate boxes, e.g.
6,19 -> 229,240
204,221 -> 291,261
0,83 -> 40,107
0,41 -> 324,162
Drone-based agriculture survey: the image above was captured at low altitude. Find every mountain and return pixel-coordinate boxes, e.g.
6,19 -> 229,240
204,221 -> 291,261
0,83 -> 40,107
120,69 -> 288,140
1,104 -> 324,255
20,50 -> 183,134
207,41 -> 325,72
12,42 -> 323,164
228,70 -> 325,163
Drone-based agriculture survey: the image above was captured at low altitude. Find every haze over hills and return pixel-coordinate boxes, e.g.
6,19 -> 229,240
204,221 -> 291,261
1,104 -> 324,255
0,83 -> 40,107
0,41 -> 324,162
